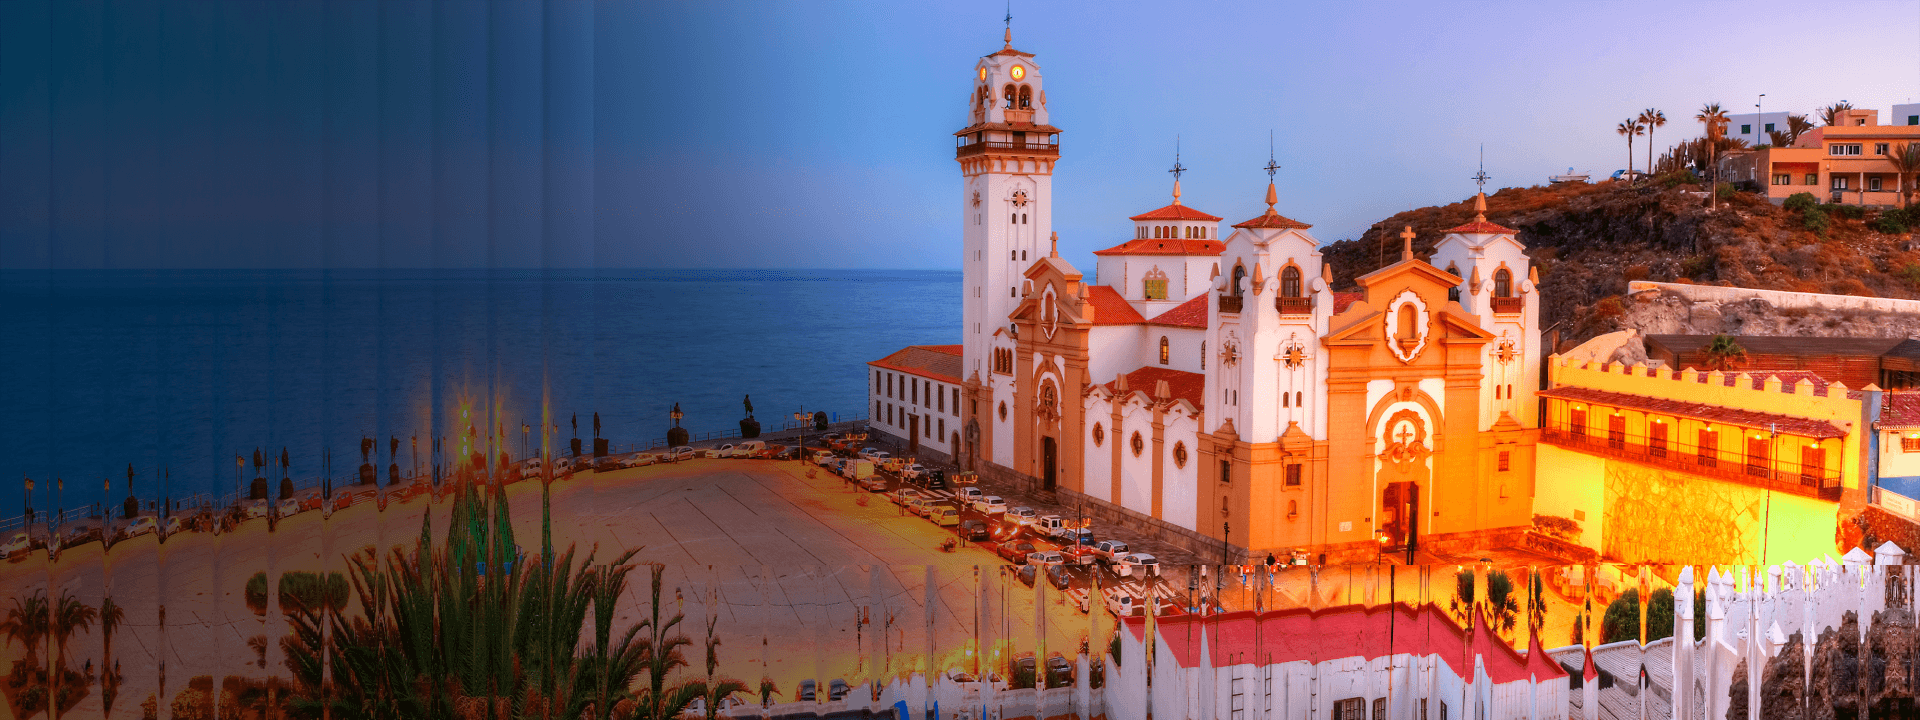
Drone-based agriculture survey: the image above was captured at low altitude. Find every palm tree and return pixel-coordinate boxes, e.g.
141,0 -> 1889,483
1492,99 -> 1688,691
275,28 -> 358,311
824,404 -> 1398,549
694,616 -> 749,720
50,591 -> 97,670
1701,334 -> 1749,372
0,591 -> 51,668
631,566 -> 704,720
1886,142 -> 1920,209
1617,119 -> 1645,180
1698,103 -> 1730,191
1639,108 -> 1667,177
1819,101 -> 1856,126
99,596 -> 124,713
1786,114 -> 1814,145
1449,567 -> 1520,641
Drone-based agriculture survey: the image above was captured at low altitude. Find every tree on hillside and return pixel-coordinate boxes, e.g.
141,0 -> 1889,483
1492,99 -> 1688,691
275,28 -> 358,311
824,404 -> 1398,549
1819,101 -> 1855,126
1697,103 -> 1730,195
1617,118 -> 1645,179
1886,142 -> 1920,209
1787,114 -> 1813,144
1638,108 -> 1666,179
1702,334 -> 1749,372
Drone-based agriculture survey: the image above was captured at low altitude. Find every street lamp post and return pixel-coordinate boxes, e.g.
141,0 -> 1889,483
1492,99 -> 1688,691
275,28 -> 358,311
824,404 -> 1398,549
793,410 -> 808,463
522,423 -> 530,467
1756,94 -> 1766,148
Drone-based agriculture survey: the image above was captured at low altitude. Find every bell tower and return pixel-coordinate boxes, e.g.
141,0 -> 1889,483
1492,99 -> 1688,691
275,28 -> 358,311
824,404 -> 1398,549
957,25 -> 1060,385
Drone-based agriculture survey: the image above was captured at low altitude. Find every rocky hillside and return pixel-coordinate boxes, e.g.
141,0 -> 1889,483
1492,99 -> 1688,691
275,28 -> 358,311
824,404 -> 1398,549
1321,176 -> 1919,348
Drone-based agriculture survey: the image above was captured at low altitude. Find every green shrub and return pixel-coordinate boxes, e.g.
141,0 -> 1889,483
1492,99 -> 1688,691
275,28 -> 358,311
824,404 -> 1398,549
1784,192 -> 1820,213
1877,215 -> 1913,235
1900,264 -> 1920,286
1804,208 -> 1831,235
1680,255 -> 1713,278
1831,203 -> 1866,220
1715,182 -> 1736,199
1600,587 -> 1706,645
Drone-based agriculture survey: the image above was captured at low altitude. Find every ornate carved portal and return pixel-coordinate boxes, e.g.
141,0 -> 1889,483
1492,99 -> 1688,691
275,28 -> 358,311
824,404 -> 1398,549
1378,407 -> 1432,547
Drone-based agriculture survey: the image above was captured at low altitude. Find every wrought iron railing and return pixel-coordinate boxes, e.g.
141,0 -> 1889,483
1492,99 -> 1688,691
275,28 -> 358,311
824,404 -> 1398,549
1274,296 -> 1312,315
1539,424 -> 1843,500
955,141 -> 1060,158
1489,296 -> 1524,314
1217,294 -> 1244,314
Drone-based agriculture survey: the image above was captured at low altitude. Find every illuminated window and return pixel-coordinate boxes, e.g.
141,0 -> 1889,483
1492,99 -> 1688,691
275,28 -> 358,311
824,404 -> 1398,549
1143,268 -> 1169,300
1903,436 -> 1920,453
1159,337 -> 1170,365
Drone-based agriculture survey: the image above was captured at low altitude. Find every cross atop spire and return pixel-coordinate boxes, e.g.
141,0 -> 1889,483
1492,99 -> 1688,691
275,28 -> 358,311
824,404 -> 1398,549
1400,225 -> 1415,261
1169,136 -> 1187,205
1471,145 -> 1491,222
1262,131 -> 1281,213
1003,1 -> 1013,48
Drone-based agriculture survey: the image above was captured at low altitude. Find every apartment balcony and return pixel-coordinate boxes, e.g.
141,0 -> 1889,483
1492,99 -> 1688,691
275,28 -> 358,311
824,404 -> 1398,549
1217,294 -> 1244,314
1539,425 -> 1843,501
955,140 -> 1060,159
1274,295 -> 1312,316
1489,296 -> 1524,315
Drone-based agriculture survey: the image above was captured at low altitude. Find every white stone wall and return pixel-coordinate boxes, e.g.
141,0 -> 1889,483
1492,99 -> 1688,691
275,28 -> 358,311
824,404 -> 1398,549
1161,409 -> 1200,533
865,366 -> 966,454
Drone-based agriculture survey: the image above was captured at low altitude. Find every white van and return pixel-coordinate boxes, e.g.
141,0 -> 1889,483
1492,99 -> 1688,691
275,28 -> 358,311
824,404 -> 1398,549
728,440 -> 766,457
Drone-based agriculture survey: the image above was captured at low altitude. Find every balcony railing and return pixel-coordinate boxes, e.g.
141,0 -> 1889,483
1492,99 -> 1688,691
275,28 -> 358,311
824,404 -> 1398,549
955,141 -> 1061,159
1275,296 -> 1312,316
1217,294 -> 1244,314
1489,296 -> 1524,314
1539,424 -> 1843,501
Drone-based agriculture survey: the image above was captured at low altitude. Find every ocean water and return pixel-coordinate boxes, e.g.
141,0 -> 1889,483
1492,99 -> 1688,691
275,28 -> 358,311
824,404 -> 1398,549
0,268 -> 960,515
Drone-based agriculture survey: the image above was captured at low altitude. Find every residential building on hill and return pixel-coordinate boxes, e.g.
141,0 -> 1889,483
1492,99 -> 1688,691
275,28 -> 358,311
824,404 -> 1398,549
1717,107 -> 1920,206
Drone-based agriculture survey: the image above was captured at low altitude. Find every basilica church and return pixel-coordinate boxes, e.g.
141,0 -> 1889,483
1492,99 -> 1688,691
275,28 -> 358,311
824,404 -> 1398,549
869,30 -> 1544,563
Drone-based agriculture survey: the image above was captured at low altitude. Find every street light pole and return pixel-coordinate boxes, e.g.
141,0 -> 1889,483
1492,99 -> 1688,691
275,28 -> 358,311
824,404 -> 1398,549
1756,94 -> 1766,148
794,410 -> 808,464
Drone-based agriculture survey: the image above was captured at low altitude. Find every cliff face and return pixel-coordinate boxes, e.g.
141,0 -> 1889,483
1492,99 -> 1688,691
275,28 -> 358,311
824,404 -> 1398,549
1320,178 -> 1917,347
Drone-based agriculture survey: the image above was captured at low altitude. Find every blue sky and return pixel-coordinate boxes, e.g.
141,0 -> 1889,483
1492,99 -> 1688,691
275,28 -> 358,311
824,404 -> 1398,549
3,0 -> 1917,270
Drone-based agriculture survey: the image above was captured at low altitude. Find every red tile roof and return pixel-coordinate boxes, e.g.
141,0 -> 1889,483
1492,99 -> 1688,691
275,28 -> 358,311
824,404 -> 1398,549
1146,294 -> 1208,328
868,345 -> 963,384
1231,209 -> 1313,230
1091,238 -> 1226,256
1332,292 -> 1363,314
1446,219 -> 1518,235
1129,203 -> 1223,222
1103,367 -> 1205,408
1084,285 -> 1146,325
1537,385 -> 1848,438
1880,392 -> 1920,428
1128,603 -> 1557,685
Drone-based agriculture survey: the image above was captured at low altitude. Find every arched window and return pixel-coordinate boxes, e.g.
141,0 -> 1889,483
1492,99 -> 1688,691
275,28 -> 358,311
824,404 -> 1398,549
1017,85 -> 1032,109
1281,266 -> 1302,298
1003,84 -> 1017,109
1231,264 -> 1247,296
1494,268 -> 1513,298
1159,337 -> 1170,365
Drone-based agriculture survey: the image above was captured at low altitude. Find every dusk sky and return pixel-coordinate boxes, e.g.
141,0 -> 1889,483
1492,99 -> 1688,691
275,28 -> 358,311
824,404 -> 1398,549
2,0 -> 1917,270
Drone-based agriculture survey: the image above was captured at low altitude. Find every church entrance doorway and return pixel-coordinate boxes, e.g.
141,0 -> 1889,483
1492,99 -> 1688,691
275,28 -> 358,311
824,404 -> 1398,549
1041,436 -> 1057,492
1382,481 -> 1419,549
908,415 -> 920,455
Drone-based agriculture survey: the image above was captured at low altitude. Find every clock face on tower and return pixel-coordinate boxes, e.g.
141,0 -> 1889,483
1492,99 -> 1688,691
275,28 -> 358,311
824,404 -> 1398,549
978,67 -> 986,81
1010,65 -> 1026,80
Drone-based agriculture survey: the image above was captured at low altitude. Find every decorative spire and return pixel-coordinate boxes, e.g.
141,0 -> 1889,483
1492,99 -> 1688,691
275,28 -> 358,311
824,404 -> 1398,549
1049,231 -> 1059,257
1400,225 -> 1415,261
1262,132 -> 1281,215
1004,1 -> 1013,48
1471,144 -> 1491,223
1169,136 -> 1186,205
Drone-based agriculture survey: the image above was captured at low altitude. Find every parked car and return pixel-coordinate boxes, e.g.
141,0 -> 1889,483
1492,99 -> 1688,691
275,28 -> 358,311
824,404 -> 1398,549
972,495 -> 1008,515
797,680 -> 816,702
1007,507 -> 1039,527
813,451 -> 837,467
279,498 -> 302,517
906,497 -> 938,518
888,488 -> 924,506
1026,550 -> 1065,566
593,456 -> 619,471
928,503 -> 962,527
1034,515 -> 1066,536
621,453 -> 656,468
1055,527 -> 1095,546
162,516 -> 184,535
299,495 -> 324,512
828,679 -> 849,701
956,486 -> 984,504
923,468 -> 947,489
860,476 -> 890,492
125,516 -> 157,538
1060,545 -> 1099,566
899,463 -> 927,481
667,446 -> 696,461
1045,655 -> 1074,688
1116,552 -> 1160,576
729,440 -> 767,457
1016,564 -> 1038,587
958,520 -> 991,542
1093,539 -> 1130,563
2,533 -> 31,559
1046,564 -> 1073,591
998,541 -> 1037,565
522,457 -> 544,472
244,500 -> 270,519
869,451 -> 892,465
858,448 -> 882,461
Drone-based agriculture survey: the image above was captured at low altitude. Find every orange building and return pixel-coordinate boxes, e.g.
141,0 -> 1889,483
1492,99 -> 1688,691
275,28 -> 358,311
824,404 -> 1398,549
1718,108 -> 1920,206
